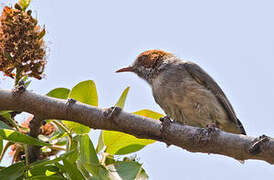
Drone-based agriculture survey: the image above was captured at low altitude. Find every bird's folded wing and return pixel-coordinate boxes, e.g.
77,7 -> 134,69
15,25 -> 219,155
183,62 -> 238,124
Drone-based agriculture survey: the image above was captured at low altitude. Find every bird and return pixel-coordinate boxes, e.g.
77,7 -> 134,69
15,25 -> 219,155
116,49 -> 246,135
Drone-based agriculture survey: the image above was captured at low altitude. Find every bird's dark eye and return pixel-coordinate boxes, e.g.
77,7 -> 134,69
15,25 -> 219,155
137,55 -> 149,66
152,58 -> 159,69
139,55 -> 148,62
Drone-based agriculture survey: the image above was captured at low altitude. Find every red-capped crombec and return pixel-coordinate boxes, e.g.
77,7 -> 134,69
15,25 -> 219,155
116,50 -> 246,135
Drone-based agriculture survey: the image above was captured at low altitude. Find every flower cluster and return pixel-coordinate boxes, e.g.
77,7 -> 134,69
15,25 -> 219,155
0,5 -> 46,79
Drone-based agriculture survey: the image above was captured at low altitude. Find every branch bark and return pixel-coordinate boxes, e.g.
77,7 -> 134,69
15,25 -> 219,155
28,115 -> 44,163
0,89 -> 274,164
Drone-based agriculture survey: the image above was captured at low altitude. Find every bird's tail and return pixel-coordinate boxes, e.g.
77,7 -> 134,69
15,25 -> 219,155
237,118 -> 246,135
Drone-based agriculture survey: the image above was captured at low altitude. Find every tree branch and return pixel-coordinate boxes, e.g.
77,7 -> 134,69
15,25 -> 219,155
28,115 -> 44,163
0,89 -> 274,164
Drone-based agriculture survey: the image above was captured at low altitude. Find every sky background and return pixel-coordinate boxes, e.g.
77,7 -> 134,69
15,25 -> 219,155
1,0 -> 274,179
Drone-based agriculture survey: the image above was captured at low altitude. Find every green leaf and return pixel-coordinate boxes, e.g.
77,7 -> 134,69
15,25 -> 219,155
78,134 -> 99,176
68,80 -> 98,106
0,129 -> 50,146
0,121 -> 12,130
0,138 -> 3,157
133,109 -> 163,120
0,111 -> 12,115
63,158 -> 85,180
67,143 -> 79,163
29,164 -> 59,177
31,150 -> 76,168
0,162 -> 25,180
63,122 -> 86,136
25,80 -> 31,88
106,162 -> 142,180
38,28 -> 46,40
115,87 -> 130,109
28,175 -> 66,180
54,163 -> 66,174
64,80 -> 98,134
76,160 -> 90,179
104,154 -> 115,166
103,131 -> 154,155
46,88 -> 70,99
18,0 -> 32,11
0,112 -> 17,129
103,109 -> 162,155
37,151 -> 80,179
97,167 -> 113,180
115,144 -> 148,155
136,168 -> 149,180
20,76 -> 31,88
95,131 -> 104,153
76,135 -> 112,179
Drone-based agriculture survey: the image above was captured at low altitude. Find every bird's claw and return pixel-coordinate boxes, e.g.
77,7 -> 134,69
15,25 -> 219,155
65,99 -> 77,119
66,98 -> 77,106
160,116 -> 172,126
205,123 -> 219,134
160,116 -> 172,147
248,134 -> 270,155
103,106 -> 122,120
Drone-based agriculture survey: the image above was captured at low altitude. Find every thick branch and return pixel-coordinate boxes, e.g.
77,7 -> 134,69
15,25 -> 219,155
0,89 -> 274,164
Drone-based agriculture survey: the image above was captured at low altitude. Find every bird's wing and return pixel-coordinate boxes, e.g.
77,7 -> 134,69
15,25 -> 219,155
183,62 -> 238,124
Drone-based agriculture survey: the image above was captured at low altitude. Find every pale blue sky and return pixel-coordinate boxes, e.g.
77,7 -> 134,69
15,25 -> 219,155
1,0 -> 274,179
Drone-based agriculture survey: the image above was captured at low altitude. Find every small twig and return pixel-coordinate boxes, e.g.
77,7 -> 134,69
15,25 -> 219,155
14,68 -> 22,86
51,120 -> 73,150
12,79 -> 26,96
0,142 -> 14,162
24,145 -> 30,178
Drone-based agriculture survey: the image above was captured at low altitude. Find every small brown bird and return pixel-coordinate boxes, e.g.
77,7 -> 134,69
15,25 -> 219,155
116,50 -> 246,135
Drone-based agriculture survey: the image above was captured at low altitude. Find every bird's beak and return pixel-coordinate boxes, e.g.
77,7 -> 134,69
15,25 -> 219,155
116,66 -> 134,73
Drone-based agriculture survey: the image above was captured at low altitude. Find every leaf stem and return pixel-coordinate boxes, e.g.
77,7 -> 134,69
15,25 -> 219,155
52,120 -> 73,150
14,68 -> 22,86
24,145 -> 30,178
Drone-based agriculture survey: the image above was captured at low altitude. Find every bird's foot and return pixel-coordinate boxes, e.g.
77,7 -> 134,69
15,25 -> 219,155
103,106 -> 122,125
65,98 -> 77,119
206,123 -> 219,133
160,116 -> 172,147
248,134 -> 270,155
12,79 -> 26,96
66,98 -> 77,106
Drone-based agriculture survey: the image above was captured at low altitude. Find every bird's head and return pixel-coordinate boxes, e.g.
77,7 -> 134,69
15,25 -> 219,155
116,50 -> 173,84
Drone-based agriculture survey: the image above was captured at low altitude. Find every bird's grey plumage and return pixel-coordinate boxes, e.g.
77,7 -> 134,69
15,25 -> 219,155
116,50 -> 246,135
151,57 -> 246,135
183,62 -> 246,134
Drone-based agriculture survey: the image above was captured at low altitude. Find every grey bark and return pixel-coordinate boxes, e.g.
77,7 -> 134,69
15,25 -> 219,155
0,90 -> 273,164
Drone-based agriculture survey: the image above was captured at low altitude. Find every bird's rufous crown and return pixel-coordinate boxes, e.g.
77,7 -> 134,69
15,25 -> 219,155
116,49 -> 171,73
135,50 -> 172,68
